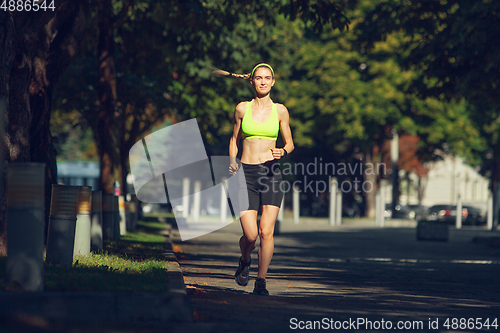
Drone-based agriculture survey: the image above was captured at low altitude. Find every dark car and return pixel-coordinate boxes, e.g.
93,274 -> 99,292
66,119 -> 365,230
385,203 -> 412,219
426,204 -> 457,223
408,204 -> 429,220
462,205 -> 485,225
426,204 -> 485,225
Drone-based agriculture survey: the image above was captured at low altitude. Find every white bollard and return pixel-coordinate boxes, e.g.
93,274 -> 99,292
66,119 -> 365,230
46,185 -> 80,267
336,187 -> 342,226
375,191 -> 381,226
456,194 -> 462,229
182,178 -> 190,218
380,179 -> 387,227
329,177 -> 337,226
278,195 -> 285,222
74,186 -> 92,257
220,177 -> 227,223
6,163 -> 45,291
119,195 -> 126,236
487,192 -> 493,230
193,180 -> 201,222
293,185 -> 300,224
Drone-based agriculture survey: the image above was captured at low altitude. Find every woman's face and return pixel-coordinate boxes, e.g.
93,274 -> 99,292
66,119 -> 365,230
251,67 -> 275,95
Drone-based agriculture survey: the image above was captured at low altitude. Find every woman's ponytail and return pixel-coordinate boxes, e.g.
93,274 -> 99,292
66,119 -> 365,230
211,69 -> 251,79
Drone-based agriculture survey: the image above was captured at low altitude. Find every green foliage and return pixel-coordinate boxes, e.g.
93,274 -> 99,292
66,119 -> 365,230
356,0 -> 500,170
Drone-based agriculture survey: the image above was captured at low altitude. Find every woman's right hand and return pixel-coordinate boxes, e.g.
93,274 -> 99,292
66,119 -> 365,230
229,162 -> 239,175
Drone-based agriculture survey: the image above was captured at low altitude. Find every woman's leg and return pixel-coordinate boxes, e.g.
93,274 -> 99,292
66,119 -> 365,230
239,210 -> 258,262
257,204 -> 280,279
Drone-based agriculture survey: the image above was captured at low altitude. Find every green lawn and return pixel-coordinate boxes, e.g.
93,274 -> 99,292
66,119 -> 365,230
0,220 -> 173,292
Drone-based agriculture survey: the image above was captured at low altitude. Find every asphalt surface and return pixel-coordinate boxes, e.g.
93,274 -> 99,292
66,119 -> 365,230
173,219 -> 500,333
1,218 -> 499,333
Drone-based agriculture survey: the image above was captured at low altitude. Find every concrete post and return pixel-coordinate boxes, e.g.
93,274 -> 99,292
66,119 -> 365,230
336,187 -> 342,226
293,185 -> 300,224
487,192 -> 493,230
182,178 -> 190,218
74,186 -> 92,257
45,185 -> 80,267
329,177 -> 337,226
113,195 -> 120,239
91,191 -> 103,250
118,195 -> 126,235
102,193 -> 115,241
220,177 -> 227,223
278,194 -> 285,222
456,194 -> 463,229
192,180 -> 201,222
6,163 -> 45,291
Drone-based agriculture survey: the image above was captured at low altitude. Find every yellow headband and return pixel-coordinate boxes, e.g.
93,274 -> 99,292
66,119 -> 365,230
251,64 -> 274,78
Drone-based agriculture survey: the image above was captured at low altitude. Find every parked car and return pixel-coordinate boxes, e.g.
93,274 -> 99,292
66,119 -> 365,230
426,204 -> 457,223
408,204 -> 429,220
461,205 -> 485,225
385,203 -> 412,219
426,204 -> 485,225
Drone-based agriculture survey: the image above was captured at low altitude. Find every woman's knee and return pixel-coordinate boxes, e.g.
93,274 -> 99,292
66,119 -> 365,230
242,232 -> 258,244
258,227 -> 274,241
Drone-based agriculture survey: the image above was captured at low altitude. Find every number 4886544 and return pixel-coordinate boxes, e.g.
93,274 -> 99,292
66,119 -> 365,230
443,318 -> 498,330
1,0 -> 56,11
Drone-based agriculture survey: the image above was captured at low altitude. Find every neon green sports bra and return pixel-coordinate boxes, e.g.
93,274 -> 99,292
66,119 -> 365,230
241,102 -> 279,141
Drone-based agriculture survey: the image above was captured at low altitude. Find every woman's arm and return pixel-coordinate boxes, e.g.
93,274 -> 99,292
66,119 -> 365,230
271,104 -> 294,159
229,102 -> 245,174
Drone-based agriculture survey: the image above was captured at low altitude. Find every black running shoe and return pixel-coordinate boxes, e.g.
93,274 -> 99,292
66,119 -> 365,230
253,278 -> 269,296
235,257 -> 250,286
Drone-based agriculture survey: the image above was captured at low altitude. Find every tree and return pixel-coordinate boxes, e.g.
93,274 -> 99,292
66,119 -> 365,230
356,0 -> 499,221
0,2 -> 90,254
277,0 -> 482,217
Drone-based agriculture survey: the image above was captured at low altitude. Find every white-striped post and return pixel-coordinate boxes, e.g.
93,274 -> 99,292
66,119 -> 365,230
456,194 -> 463,229
487,192 -> 493,230
293,185 -> 300,224
329,177 -> 337,226
6,163 -> 46,291
182,177 -> 190,218
220,177 -> 227,223
278,194 -> 285,222
192,180 -> 201,222
336,186 -> 342,226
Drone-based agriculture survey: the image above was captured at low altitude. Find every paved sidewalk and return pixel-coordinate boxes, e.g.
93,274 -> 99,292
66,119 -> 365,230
0,219 -> 194,332
173,218 -> 500,333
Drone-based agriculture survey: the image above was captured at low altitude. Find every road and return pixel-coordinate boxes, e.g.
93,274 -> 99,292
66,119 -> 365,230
172,219 -> 500,332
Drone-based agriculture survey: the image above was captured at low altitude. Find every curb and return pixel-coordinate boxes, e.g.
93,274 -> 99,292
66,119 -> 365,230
0,217 -> 194,326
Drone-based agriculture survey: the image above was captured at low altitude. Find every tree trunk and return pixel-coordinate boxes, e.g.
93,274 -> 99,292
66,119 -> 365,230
0,3 -> 89,253
29,1 -> 88,243
0,13 -> 16,256
95,0 -> 118,195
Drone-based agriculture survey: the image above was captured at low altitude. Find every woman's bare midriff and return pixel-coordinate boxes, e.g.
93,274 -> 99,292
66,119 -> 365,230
241,138 -> 276,164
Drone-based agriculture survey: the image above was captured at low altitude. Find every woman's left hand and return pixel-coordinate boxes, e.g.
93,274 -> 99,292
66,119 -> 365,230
271,148 -> 285,159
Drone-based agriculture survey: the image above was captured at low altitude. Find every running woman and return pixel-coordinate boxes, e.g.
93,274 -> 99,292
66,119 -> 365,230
215,63 -> 294,295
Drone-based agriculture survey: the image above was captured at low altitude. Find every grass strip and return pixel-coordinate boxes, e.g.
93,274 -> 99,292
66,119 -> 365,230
0,220 -> 172,292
